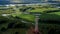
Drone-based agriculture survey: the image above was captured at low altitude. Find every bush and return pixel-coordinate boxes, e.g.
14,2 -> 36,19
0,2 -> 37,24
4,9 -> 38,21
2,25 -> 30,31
14,23 -> 27,28
48,28 -> 60,34
1,27 -> 7,32
0,16 -> 8,24
44,10 -> 60,13
7,23 -> 15,29
15,32 -> 19,34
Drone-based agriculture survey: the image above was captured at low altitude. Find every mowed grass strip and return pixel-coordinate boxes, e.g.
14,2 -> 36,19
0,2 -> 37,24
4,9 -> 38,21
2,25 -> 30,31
12,13 -> 35,22
28,8 -> 59,13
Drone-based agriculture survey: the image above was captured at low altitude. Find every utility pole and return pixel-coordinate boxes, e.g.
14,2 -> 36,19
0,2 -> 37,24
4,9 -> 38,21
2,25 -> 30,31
33,13 -> 41,34
34,16 -> 40,34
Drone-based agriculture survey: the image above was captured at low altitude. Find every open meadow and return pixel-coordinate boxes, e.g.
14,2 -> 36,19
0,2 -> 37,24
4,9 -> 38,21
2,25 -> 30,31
0,5 -> 60,34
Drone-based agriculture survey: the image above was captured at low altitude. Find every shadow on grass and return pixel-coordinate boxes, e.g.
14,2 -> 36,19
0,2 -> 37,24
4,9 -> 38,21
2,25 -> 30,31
39,14 -> 60,24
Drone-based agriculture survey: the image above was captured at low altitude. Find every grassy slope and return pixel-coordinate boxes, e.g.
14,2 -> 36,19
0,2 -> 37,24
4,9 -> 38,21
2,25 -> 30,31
28,8 -> 59,13
11,7 -> 60,34
0,6 -> 60,34
12,7 -> 60,22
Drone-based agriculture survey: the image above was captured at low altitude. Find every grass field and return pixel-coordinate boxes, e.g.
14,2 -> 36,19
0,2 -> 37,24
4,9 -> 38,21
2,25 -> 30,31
0,6 -> 60,34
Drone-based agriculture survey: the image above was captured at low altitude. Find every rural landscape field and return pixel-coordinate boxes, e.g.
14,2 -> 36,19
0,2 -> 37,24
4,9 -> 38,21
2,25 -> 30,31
0,4 -> 60,34
0,0 -> 60,34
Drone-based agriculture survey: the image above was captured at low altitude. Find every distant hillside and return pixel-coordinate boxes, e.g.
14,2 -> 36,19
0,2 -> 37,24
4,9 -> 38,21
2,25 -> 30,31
0,0 -> 10,5
10,0 -> 41,3
0,0 -> 60,5
10,0 -> 60,4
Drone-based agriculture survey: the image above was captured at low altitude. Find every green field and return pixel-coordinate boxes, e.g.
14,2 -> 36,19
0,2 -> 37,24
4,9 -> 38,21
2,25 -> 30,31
0,5 -> 60,34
